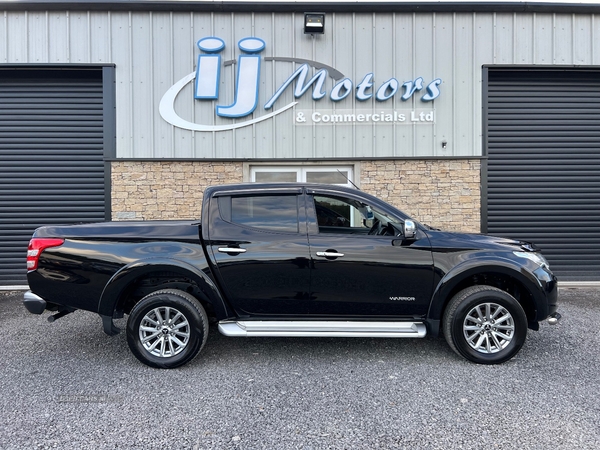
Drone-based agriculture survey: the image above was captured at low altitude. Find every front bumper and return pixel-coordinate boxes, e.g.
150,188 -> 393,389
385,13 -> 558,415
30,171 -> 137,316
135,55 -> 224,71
532,266 -> 559,318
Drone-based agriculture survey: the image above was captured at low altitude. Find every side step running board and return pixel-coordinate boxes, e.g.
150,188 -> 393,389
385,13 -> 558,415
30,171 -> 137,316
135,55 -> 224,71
218,320 -> 427,338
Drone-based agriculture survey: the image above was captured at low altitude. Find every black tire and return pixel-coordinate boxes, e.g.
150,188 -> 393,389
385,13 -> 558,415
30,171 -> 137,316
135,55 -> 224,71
442,285 -> 528,364
126,289 -> 208,369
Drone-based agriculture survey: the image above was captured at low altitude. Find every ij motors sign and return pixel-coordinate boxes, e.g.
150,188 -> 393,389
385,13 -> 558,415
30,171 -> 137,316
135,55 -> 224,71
159,37 -> 442,132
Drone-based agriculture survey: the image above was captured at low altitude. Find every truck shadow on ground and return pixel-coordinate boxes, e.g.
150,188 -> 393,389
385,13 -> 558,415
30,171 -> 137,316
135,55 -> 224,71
20,312 -> 460,369
9,301 -> 570,372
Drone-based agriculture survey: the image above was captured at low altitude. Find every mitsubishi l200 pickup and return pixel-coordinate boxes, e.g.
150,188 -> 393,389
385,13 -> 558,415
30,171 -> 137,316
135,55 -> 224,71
24,183 -> 560,368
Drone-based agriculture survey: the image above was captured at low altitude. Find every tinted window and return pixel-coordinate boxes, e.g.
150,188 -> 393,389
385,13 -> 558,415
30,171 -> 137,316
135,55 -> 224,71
227,195 -> 299,233
314,195 -> 366,230
313,195 -> 399,234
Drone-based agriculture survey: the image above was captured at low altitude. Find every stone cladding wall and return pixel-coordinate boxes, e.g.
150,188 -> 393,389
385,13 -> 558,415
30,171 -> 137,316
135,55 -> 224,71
111,161 -> 243,220
112,159 -> 481,232
360,160 -> 481,232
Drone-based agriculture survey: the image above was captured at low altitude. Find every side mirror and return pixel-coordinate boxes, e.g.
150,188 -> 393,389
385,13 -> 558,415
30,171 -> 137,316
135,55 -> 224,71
403,220 -> 417,240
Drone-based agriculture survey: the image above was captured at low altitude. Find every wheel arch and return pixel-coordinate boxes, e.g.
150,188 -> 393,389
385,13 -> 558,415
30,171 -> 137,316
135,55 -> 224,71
97,258 -> 230,320
427,260 -> 547,333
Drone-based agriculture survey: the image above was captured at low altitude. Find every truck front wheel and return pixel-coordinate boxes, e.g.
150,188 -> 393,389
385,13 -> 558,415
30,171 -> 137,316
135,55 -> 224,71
442,285 -> 528,364
126,289 -> 208,369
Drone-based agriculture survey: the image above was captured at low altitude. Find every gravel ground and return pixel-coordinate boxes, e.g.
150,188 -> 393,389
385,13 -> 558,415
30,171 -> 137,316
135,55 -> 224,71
0,287 -> 599,450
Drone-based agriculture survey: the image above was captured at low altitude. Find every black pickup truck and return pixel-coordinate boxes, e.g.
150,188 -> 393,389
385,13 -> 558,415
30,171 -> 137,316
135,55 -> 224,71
24,183 -> 560,368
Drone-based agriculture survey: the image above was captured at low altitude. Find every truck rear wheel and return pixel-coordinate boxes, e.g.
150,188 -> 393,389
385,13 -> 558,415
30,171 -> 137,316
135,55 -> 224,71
442,285 -> 528,364
126,289 -> 208,369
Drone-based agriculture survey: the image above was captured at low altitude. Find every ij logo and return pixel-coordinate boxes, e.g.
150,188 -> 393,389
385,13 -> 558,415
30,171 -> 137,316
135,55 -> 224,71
159,37 -> 442,132
194,37 -> 264,118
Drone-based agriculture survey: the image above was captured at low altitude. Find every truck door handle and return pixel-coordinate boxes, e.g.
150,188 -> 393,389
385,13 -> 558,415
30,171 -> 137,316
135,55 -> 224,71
316,251 -> 344,258
218,247 -> 247,254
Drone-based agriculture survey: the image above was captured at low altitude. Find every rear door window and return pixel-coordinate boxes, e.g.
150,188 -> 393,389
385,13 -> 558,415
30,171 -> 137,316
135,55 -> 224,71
219,195 -> 299,233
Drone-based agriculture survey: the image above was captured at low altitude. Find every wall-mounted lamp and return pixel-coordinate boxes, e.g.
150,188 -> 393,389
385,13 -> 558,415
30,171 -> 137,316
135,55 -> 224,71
441,141 -> 448,149
304,13 -> 325,34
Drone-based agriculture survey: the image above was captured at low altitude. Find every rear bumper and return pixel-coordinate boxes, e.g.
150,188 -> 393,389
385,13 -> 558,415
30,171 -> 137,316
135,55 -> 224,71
23,291 -> 47,314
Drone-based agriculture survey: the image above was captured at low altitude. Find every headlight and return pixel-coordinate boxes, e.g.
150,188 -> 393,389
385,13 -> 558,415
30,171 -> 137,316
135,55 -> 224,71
513,251 -> 550,270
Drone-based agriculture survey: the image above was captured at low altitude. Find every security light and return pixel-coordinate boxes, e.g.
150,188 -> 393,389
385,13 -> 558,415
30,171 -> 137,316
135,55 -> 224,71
304,13 -> 325,34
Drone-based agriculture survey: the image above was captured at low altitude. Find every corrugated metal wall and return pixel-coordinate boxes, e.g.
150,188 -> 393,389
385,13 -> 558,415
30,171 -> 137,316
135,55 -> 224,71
1,10 -> 599,160
485,68 -> 600,281
0,67 -> 107,286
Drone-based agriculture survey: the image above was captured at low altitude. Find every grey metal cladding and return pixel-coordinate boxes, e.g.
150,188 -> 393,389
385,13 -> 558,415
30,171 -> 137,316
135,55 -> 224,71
0,67 -> 107,285
2,10 -> 599,160
485,68 -> 600,281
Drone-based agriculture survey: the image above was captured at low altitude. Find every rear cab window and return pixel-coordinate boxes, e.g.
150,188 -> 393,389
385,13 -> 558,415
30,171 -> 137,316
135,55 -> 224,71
218,194 -> 300,233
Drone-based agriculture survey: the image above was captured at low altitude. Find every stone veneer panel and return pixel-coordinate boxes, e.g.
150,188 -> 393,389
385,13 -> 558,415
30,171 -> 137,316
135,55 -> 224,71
112,160 -> 481,232
111,161 -> 244,220
360,160 -> 481,233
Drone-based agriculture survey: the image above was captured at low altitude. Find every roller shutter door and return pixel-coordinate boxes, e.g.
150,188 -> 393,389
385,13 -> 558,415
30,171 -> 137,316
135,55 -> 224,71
0,68 -> 108,286
485,69 -> 600,281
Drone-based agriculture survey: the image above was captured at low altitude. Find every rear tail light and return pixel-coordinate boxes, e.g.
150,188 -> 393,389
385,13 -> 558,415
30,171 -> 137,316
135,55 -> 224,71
27,238 -> 64,271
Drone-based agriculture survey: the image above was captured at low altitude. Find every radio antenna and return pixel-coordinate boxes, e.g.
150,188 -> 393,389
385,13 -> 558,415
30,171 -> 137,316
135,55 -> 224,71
337,170 -> 361,190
